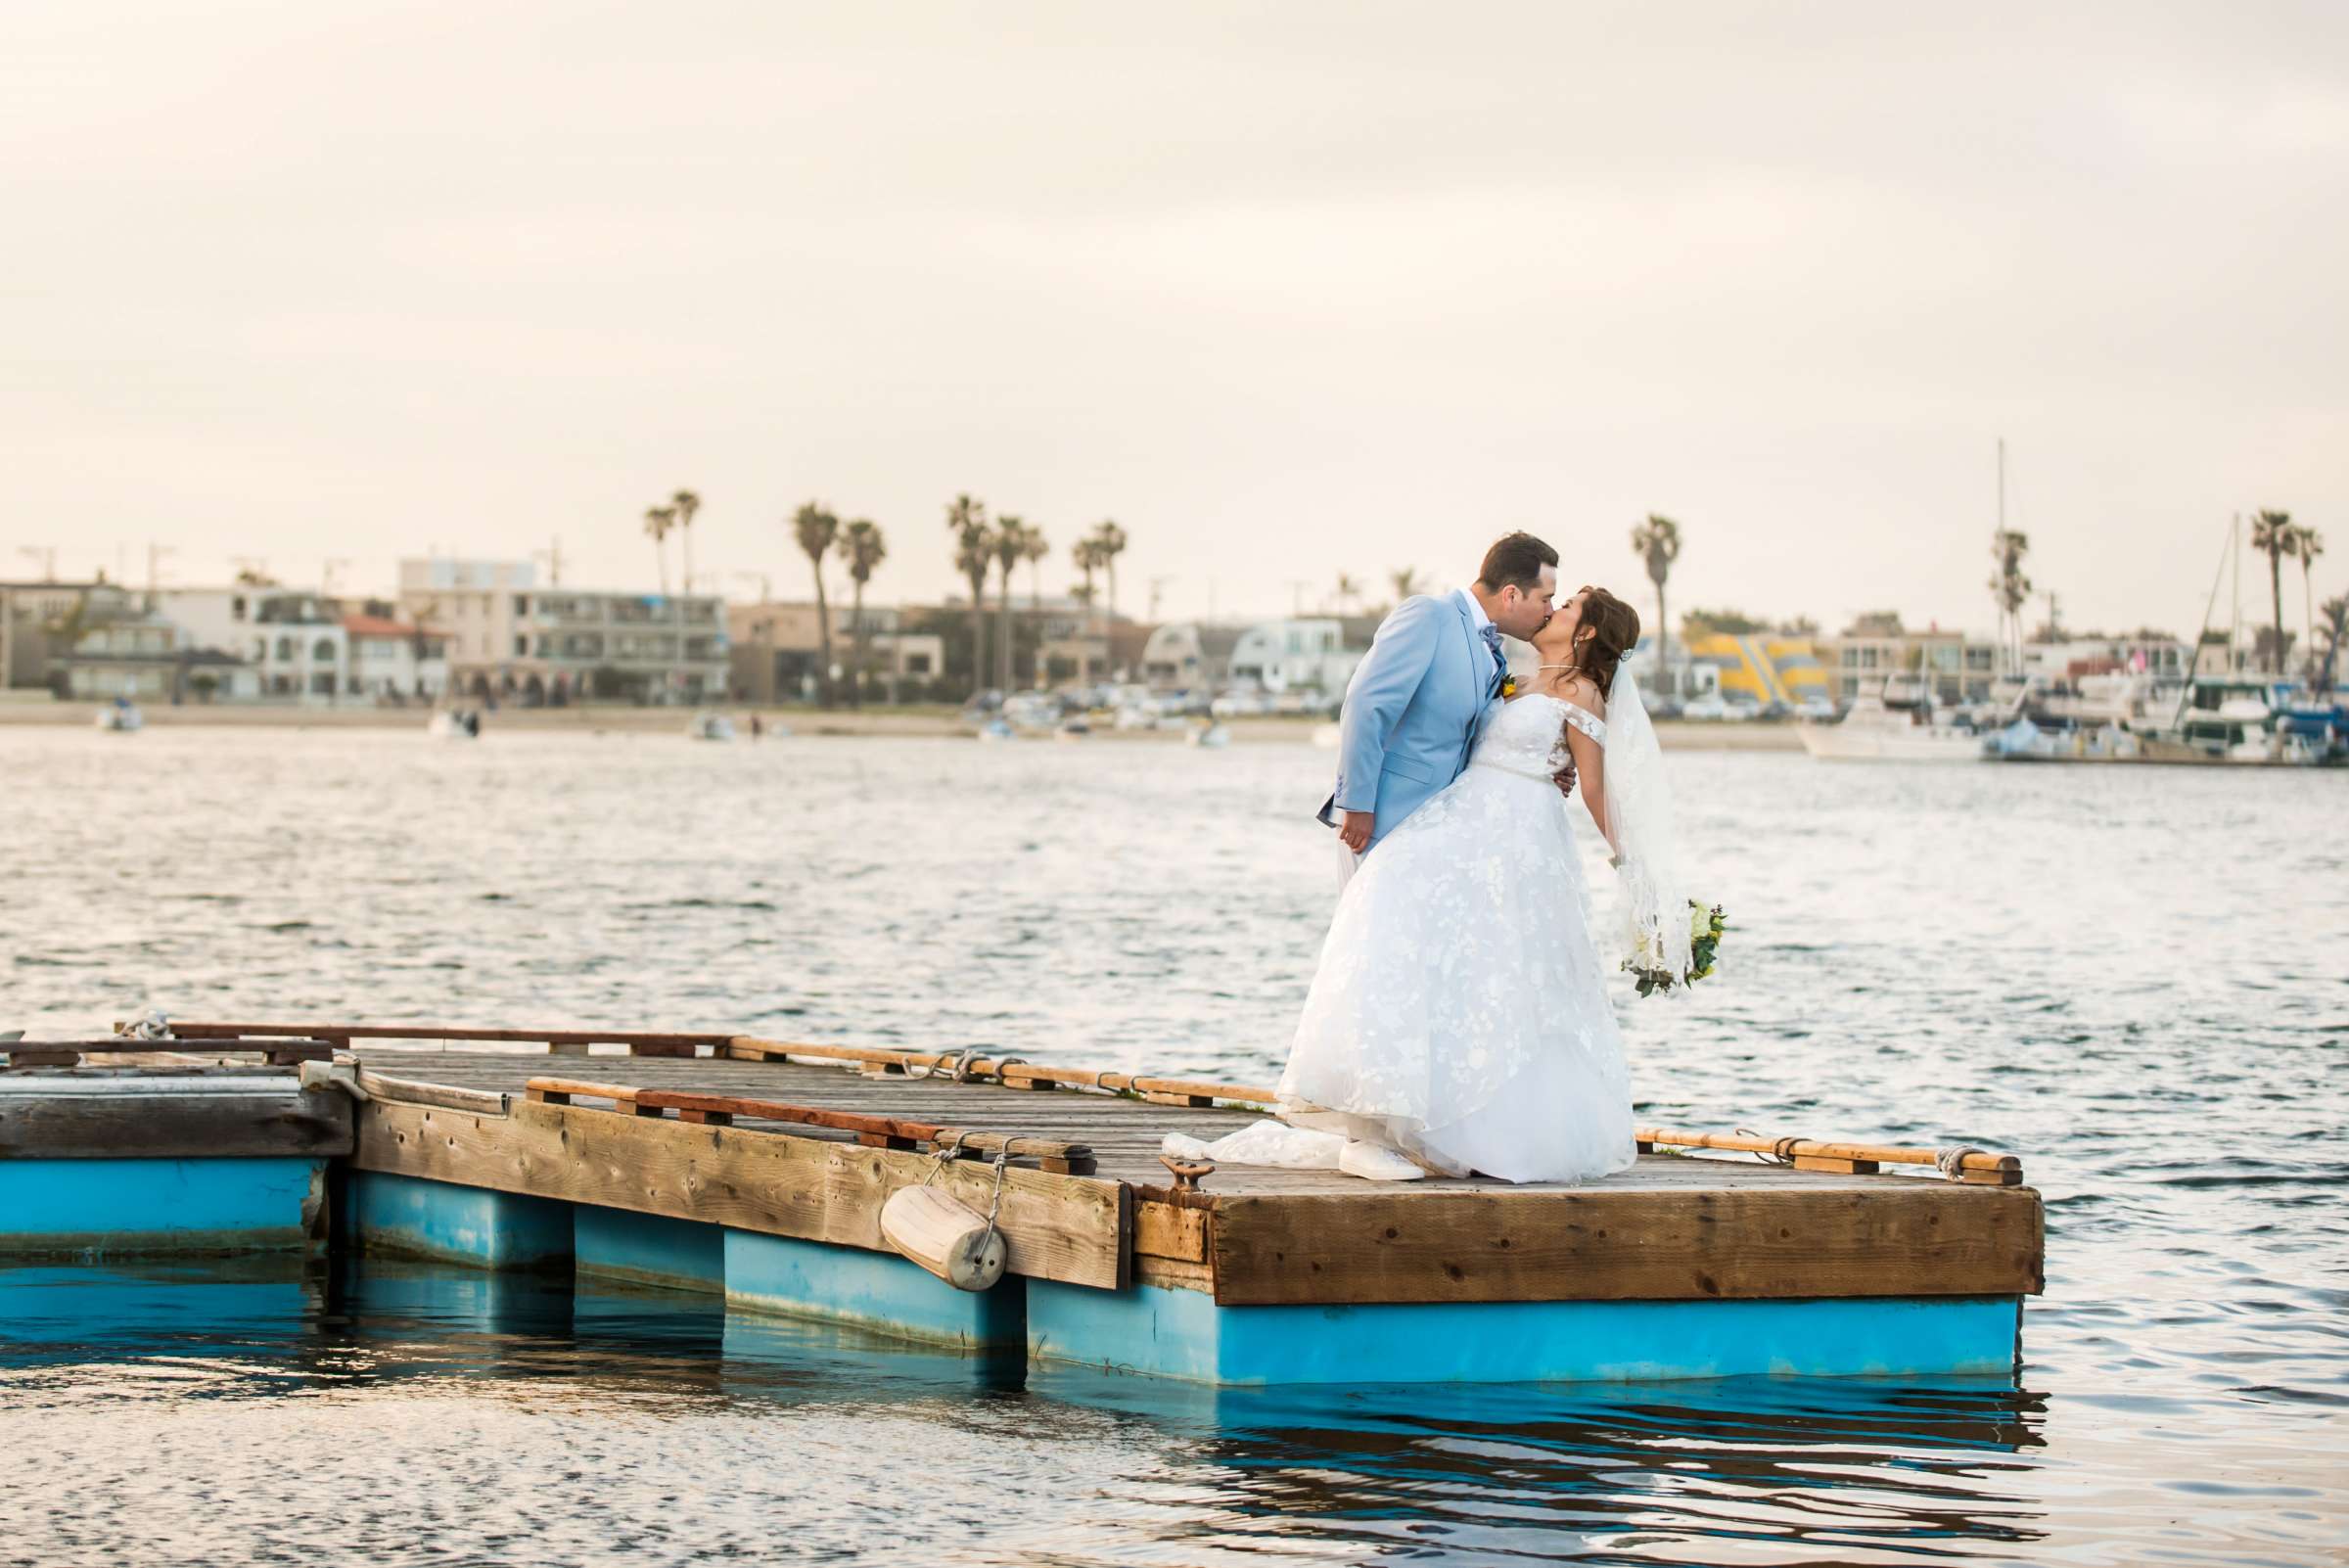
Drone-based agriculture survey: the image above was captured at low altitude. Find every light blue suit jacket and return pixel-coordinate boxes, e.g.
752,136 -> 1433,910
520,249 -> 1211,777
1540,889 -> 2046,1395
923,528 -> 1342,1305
1316,590 -> 1506,851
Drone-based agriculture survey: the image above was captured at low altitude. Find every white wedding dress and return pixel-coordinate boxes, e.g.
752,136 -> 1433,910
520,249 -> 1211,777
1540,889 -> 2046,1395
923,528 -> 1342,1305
1275,693 -> 1637,1184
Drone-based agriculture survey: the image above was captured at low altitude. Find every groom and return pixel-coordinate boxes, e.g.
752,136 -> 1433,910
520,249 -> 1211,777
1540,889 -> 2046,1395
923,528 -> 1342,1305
1318,531 -> 1559,863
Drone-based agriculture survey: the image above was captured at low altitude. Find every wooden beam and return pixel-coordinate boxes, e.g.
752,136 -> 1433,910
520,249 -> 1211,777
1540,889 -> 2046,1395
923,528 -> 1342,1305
352,1097 -> 1128,1290
160,1021 -> 734,1049
0,1087 -> 352,1160
522,1079 -> 1097,1175
1205,1184 -> 2044,1306
1637,1127 -> 2023,1183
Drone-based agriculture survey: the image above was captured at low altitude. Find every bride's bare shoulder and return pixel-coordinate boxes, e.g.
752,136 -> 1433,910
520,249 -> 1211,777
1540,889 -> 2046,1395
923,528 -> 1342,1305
1554,673 -> 1605,718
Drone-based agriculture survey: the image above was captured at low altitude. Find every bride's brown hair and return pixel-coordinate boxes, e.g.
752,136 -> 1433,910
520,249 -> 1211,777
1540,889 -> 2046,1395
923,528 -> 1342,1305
1554,585 -> 1641,700
1550,586 -> 1640,792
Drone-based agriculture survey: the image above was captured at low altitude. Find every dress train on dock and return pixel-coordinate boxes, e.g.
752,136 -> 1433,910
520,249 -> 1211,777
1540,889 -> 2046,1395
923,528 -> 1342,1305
1274,694 -> 1638,1185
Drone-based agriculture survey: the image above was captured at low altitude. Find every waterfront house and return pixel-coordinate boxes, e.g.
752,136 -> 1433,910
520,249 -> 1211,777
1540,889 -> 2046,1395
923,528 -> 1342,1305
155,587 -> 349,701
342,613 -> 450,702
62,613 -> 260,703
0,578 -> 136,692
726,601 -> 944,702
1141,623 -> 1246,693
1225,618 -> 1370,701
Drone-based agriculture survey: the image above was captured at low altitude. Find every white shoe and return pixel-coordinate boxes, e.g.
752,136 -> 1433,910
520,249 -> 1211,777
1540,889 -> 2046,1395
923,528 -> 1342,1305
1339,1140 -> 1427,1181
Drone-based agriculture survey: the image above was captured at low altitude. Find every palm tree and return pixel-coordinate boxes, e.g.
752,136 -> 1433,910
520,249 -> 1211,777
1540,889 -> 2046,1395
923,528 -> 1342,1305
991,518 -> 1031,692
642,506 -> 676,595
946,494 -> 992,696
1988,529 -> 2033,676
1334,573 -> 1362,615
1389,568 -> 1425,605
1020,523 -> 1051,610
1630,515 -> 1682,688
840,519 -> 887,708
2249,510 -> 2298,676
1087,521 -> 1128,625
2290,527 -> 2325,681
670,489 -> 701,594
2317,595 -> 2347,692
792,502 -> 841,705
1071,538 -> 1102,623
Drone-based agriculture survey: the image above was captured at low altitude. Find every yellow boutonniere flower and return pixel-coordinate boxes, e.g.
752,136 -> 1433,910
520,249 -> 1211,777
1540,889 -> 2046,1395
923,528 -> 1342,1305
1500,676 -> 1518,698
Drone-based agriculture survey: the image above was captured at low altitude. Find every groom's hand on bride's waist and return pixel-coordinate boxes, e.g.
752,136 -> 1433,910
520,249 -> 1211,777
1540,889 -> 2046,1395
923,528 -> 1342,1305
1337,810 -> 1374,853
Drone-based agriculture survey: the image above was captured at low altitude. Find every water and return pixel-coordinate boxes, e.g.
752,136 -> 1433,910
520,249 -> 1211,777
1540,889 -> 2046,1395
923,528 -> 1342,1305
3,725 -> 2344,1565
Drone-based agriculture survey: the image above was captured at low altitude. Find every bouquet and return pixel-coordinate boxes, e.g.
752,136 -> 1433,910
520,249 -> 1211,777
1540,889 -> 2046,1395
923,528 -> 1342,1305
1627,899 -> 1727,997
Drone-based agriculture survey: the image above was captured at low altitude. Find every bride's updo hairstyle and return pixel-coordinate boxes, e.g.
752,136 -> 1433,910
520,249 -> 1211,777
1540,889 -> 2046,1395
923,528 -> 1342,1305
1550,587 -> 1641,793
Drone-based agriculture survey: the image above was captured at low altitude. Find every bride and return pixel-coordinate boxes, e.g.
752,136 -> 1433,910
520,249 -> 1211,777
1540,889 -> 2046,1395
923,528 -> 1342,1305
1273,583 -> 1683,1184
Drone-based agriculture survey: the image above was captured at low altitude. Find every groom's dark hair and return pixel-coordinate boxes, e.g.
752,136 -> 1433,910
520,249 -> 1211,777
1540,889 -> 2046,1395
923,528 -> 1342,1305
1475,531 -> 1559,593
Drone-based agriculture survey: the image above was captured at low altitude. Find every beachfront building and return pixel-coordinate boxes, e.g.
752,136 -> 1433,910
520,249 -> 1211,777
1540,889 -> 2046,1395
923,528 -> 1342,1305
155,587 -> 350,701
1224,618 -> 1373,699
726,601 -> 944,703
60,612 -> 260,703
1140,623 -> 1246,694
1815,617 -> 2001,706
342,613 -> 450,702
0,578 -> 137,692
399,559 -> 728,705
1678,630 -> 1833,710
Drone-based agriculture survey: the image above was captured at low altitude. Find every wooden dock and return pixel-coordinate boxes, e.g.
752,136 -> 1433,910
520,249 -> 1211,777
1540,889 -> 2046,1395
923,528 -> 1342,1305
1,1022 -> 2045,1386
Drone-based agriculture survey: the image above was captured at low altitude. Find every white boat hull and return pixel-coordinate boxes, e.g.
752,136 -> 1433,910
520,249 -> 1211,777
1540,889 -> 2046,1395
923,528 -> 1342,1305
1798,720 -> 1980,761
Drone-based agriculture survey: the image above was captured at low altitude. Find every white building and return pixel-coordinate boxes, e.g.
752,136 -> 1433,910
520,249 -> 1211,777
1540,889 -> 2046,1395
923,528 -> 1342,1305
1226,619 -> 1369,698
155,587 -> 349,702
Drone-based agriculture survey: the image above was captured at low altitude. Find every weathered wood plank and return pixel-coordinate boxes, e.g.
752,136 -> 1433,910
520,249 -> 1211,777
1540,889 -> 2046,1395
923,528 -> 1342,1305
352,1098 -> 1128,1290
1206,1185 -> 2044,1305
351,1068 -> 509,1116
0,1087 -> 352,1160
1134,1199 -> 1208,1262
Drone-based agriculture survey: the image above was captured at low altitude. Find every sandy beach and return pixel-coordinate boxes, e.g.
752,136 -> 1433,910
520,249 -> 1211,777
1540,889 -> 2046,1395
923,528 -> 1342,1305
0,697 -> 1805,750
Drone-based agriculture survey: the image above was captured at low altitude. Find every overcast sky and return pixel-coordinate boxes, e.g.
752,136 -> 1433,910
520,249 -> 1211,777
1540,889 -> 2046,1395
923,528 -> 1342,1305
5,1 -> 2343,634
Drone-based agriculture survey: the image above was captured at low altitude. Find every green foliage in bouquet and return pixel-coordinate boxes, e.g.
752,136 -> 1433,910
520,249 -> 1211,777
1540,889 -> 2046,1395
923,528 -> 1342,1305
1628,900 -> 1728,997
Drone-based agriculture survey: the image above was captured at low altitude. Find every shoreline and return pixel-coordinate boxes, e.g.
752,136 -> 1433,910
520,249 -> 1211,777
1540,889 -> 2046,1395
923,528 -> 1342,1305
0,698 -> 1805,751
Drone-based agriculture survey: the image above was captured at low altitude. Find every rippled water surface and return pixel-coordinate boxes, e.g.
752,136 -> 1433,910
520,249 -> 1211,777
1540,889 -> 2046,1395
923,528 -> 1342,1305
3,726 -> 2344,1565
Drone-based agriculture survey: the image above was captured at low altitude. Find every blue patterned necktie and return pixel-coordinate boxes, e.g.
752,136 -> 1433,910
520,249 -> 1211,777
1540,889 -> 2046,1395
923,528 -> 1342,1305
1479,623 -> 1504,685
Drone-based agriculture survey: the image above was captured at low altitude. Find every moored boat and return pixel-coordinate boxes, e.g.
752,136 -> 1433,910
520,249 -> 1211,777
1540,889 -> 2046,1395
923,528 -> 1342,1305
1798,684 -> 1982,761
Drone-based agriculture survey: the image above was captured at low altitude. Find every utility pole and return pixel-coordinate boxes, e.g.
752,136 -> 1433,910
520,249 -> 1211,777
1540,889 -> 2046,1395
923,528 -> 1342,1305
1148,576 -> 1173,622
2042,591 -> 2060,645
534,537 -> 566,586
18,545 -> 58,581
731,570 -> 772,603
146,543 -> 175,597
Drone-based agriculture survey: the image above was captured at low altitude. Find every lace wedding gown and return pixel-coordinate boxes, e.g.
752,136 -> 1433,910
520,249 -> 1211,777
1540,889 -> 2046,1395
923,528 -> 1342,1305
1276,693 -> 1637,1183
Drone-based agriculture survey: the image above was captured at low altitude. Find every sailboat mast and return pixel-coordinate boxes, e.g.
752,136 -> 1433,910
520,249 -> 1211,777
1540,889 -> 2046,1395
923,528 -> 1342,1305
1996,437 -> 2010,677
2230,511 -> 2242,672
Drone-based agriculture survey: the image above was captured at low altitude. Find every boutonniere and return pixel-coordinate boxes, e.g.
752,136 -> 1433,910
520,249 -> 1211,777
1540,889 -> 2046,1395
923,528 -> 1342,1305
1500,675 -> 1518,698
